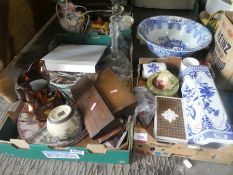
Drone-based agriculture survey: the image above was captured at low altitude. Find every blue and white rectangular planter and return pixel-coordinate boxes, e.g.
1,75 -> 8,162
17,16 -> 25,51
180,65 -> 233,145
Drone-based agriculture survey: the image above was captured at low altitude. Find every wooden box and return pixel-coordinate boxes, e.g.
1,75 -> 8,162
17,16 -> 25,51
71,77 -> 119,139
95,69 -> 137,118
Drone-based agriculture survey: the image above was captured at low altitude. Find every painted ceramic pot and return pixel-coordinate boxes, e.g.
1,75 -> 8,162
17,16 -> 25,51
181,65 -> 233,145
18,103 -> 87,147
137,16 -> 212,57
47,105 -> 82,140
57,2 -> 85,33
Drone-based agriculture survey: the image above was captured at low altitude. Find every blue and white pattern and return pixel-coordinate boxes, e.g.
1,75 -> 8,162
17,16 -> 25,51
147,63 -> 159,74
137,16 -> 212,58
158,36 -> 190,51
142,62 -> 167,79
180,65 -> 233,145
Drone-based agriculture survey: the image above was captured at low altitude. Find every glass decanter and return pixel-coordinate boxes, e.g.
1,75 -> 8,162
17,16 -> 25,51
103,15 -> 132,87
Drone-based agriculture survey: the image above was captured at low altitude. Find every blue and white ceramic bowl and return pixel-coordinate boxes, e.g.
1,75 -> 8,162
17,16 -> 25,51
137,16 -> 212,58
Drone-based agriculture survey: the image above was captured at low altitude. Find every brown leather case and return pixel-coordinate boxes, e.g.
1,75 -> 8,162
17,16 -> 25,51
95,69 -> 137,118
71,77 -> 118,139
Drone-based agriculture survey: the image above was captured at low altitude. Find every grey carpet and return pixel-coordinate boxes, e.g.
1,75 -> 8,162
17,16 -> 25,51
0,153 -> 185,175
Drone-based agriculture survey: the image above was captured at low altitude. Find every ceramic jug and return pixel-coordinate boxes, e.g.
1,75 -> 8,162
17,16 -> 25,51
16,60 -> 66,121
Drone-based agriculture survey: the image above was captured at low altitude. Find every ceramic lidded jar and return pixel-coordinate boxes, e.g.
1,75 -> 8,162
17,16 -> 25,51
47,105 -> 81,140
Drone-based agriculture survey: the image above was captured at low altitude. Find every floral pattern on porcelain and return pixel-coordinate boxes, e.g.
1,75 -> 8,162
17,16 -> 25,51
158,36 -> 190,51
148,63 -> 159,74
142,62 -> 167,79
181,65 -> 233,145
137,16 -> 212,58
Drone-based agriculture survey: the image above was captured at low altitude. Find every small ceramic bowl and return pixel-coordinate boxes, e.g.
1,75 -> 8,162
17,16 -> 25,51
137,16 -> 212,57
47,105 -> 82,140
180,57 -> 199,73
147,70 -> 179,97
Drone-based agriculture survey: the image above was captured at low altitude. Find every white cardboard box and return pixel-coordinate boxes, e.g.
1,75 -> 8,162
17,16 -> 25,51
42,44 -> 107,73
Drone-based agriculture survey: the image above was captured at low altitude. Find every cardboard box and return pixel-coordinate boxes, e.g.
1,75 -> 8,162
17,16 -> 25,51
207,12 -> 233,90
134,57 -> 233,164
0,32 -> 134,164
0,102 -> 134,164
134,125 -> 233,164
49,30 -> 132,51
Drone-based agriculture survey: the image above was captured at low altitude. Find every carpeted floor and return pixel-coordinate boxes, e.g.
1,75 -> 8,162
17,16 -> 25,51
0,152 -> 185,175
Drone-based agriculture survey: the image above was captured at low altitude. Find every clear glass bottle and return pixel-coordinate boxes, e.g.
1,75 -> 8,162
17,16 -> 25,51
103,15 -> 132,87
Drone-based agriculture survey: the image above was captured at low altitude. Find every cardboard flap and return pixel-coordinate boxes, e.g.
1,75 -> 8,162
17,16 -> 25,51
134,126 -> 233,163
10,139 -> 30,149
87,144 -> 107,154
138,57 -> 181,68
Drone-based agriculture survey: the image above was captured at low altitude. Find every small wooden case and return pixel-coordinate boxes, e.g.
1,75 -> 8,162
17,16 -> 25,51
71,77 -> 118,139
95,69 -> 137,118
